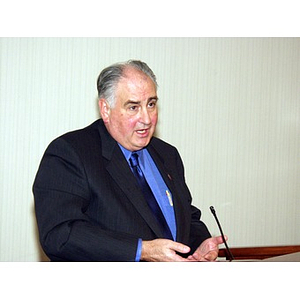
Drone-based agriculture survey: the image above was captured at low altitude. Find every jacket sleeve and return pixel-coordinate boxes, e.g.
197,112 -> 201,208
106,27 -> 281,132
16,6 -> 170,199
172,145 -> 211,253
188,205 -> 212,253
33,137 -> 139,261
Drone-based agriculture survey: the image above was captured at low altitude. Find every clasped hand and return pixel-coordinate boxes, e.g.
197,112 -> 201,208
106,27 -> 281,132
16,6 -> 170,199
141,236 -> 227,262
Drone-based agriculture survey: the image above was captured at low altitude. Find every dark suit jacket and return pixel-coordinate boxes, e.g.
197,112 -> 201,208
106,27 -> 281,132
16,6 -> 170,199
33,119 -> 211,261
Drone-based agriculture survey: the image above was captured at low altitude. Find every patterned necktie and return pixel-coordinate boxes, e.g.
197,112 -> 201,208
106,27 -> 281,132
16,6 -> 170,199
129,153 -> 173,240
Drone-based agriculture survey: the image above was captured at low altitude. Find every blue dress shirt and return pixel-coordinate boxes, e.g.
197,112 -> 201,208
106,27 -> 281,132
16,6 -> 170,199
118,144 -> 177,261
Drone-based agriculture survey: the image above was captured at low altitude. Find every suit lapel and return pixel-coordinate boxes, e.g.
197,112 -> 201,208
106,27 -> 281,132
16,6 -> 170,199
147,144 -> 190,243
98,122 -> 164,237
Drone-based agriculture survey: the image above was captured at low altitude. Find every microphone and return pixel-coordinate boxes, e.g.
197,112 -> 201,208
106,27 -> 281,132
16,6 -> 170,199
209,206 -> 234,261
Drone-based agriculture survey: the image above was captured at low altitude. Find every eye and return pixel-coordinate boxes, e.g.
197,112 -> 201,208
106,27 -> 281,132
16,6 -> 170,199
126,104 -> 140,114
148,100 -> 157,109
128,105 -> 138,111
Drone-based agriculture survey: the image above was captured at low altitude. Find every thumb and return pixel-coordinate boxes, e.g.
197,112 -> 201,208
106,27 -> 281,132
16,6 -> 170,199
215,235 -> 228,245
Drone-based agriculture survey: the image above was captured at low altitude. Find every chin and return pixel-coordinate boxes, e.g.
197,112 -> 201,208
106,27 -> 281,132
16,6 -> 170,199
134,140 -> 150,150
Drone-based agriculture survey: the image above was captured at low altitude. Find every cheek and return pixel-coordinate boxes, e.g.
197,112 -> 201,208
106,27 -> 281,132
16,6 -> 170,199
151,112 -> 158,125
127,116 -> 139,129
117,115 -> 138,135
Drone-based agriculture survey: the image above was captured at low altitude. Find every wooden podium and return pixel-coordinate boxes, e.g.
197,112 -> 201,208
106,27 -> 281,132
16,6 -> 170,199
218,245 -> 300,261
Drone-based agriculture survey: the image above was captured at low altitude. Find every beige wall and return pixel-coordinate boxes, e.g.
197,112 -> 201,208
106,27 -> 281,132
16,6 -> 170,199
1,37 -> 299,261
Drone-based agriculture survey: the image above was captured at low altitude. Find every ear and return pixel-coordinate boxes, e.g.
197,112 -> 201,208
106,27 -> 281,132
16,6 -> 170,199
98,98 -> 110,123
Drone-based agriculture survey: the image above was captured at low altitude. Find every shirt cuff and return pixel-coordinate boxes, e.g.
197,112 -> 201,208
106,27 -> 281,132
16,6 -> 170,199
135,238 -> 142,262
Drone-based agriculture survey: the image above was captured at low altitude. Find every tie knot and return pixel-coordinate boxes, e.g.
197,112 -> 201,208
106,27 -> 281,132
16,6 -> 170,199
129,152 -> 139,168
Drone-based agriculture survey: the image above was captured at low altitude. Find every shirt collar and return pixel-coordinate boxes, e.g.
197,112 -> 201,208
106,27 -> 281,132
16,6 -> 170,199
118,144 -> 145,163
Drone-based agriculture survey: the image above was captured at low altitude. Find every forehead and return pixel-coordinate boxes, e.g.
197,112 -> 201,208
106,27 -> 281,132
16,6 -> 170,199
116,68 -> 156,95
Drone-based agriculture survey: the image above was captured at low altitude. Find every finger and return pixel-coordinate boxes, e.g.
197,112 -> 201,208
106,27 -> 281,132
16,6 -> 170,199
223,235 -> 228,242
173,253 -> 194,262
214,235 -> 228,245
186,255 -> 196,261
187,253 -> 199,261
204,250 -> 219,261
170,241 -> 191,254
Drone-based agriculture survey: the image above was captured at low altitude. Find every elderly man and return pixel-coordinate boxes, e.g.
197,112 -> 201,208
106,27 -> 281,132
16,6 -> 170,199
33,60 -> 225,261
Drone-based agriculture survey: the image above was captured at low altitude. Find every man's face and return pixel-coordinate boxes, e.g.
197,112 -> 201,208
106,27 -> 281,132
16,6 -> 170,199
100,68 -> 158,151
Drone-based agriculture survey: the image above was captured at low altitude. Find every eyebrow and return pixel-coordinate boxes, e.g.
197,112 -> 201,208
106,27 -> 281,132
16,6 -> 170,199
124,97 -> 158,106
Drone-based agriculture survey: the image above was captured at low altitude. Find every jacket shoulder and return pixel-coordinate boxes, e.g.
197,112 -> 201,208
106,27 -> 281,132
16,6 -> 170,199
150,136 -> 176,150
40,120 -> 106,164
59,119 -> 101,143
150,136 -> 178,156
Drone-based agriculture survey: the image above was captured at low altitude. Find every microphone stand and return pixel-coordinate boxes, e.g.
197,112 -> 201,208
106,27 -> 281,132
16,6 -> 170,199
210,206 -> 234,261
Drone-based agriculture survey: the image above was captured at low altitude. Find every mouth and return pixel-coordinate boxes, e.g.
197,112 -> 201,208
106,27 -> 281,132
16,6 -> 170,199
136,128 -> 150,136
137,129 -> 147,133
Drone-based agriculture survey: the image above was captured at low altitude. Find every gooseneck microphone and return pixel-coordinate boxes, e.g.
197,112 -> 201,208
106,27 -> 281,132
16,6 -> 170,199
210,206 -> 234,261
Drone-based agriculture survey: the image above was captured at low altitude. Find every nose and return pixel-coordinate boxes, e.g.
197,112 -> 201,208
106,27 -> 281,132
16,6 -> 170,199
139,107 -> 151,125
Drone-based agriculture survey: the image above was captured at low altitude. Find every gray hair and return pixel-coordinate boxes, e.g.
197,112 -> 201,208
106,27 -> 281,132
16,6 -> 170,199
97,60 -> 158,107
